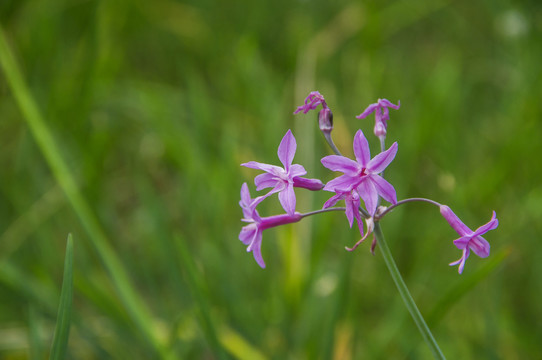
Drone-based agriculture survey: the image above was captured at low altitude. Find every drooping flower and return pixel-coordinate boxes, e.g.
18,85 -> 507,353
239,183 -> 301,268
321,130 -> 398,215
440,205 -> 499,274
242,130 -> 323,216
356,99 -> 400,138
293,91 -> 328,114
323,189 -> 364,237
294,91 -> 334,134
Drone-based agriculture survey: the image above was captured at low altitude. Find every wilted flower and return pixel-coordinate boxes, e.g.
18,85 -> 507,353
293,91 -> 328,114
294,91 -> 334,134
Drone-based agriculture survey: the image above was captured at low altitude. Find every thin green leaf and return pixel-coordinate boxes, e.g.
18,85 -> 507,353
28,305 -> 43,360
49,234 -> 74,360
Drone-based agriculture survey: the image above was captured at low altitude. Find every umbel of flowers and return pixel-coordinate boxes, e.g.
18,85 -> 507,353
239,91 -> 498,273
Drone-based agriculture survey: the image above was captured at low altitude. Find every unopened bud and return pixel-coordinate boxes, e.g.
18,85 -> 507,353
318,108 -> 333,134
374,120 -> 387,137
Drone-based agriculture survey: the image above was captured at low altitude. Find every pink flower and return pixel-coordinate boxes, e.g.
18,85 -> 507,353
356,99 -> 400,137
321,130 -> 398,215
239,183 -> 301,268
440,205 -> 499,274
242,130 -> 323,216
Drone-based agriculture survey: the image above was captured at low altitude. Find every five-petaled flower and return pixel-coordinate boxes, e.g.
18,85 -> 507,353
440,205 -> 499,274
321,130 -> 398,216
356,99 -> 400,138
239,183 -> 301,268
242,129 -> 323,216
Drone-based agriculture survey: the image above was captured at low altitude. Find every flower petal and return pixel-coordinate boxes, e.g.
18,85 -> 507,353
345,196 -> 355,228
440,205 -> 472,236
242,161 -> 283,174
293,177 -> 324,191
323,192 -> 345,209
355,103 -> 379,119
289,164 -> 307,178
247,231 -> 266,268
353,130 -> 371,167
370,175 -> 397,204
452,236 -> 471,250
321,155 -> 359,175
254,173 -> 278,191
379,99 -> 400,110
239,183 -> 266,220
240,183 -> 251,207
449,248 -> 469,274
278,183 -> 296,215
277,130 -> 296,170
472,211 -> 499,237
239,224 -> 258,246
357,180 -> 378,215
469,236 -> 490,258
355,211 -> 364,237
265,182 -> 284,198
367,142 -> 398,174
323,174 -> 359,192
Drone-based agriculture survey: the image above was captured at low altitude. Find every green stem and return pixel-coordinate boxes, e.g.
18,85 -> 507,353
323,132 -> 342,156
374,222 -> 446,359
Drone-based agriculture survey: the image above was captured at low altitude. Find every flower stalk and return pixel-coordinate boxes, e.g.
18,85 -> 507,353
374,222 -> 446,360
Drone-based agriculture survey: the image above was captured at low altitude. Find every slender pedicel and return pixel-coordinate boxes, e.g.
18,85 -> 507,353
323,132 -> 342,157
300,207 -> 346,218
376,197 -> 442,219
373,223 -> 446,359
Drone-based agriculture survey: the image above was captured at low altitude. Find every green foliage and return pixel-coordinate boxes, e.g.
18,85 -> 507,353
0,0 -> 541,358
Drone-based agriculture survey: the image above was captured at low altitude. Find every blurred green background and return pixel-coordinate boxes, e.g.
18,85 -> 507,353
0,0 -> 541,358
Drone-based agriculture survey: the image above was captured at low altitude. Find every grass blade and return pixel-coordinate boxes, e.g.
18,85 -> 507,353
175,234 -> 229,360
28,305 -> 43,360
0,23 -> 167,357
49,234 -> 74,360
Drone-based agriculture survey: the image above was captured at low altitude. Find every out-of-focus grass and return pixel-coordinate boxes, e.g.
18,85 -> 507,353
0,0 -> 541,358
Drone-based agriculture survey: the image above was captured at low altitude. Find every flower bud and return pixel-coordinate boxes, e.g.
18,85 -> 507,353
318,108 -> 333,134
374,119 -> 387,137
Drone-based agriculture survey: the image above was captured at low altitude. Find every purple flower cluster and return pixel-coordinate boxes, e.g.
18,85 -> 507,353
238,91 -> 498,273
